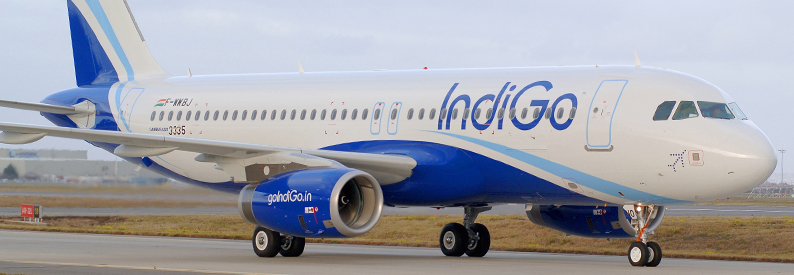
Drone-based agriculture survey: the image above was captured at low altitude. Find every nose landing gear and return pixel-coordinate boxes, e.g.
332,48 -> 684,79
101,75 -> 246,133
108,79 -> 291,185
627,205 -> 663,267
439,206 -> 492,257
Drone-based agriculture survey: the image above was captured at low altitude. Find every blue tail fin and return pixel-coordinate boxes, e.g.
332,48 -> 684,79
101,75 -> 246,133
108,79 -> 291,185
66,0 -> 168,87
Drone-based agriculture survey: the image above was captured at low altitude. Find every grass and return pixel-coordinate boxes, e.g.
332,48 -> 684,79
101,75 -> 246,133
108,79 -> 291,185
695,197 -> 794,207
0,196 -> 235,208
2,214 -> 793,263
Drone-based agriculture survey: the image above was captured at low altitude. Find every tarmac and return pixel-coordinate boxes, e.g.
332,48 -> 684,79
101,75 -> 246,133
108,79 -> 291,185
0,230 -> 792,275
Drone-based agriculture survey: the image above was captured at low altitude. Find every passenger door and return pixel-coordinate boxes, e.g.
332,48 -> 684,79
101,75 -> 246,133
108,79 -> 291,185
586,80 -> 628,150
370,102 -> 385,135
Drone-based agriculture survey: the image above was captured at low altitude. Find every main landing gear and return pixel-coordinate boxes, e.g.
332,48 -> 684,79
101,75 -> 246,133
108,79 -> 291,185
439,206 -> 492,257
252,226 -> 306,258
627,205 -> 663,267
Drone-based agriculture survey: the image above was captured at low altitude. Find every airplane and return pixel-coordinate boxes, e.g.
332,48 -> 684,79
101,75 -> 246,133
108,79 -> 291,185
0,0 -> 777,267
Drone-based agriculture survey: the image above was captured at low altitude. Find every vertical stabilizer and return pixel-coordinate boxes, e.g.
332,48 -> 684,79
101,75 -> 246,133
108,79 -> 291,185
67,0 -> 169,86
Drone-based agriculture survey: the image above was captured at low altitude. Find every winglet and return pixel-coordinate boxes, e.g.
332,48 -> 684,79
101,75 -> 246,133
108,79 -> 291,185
633,51 -> 642,69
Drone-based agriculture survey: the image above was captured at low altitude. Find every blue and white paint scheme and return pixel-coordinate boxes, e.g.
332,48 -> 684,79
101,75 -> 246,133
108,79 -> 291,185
0,0 -> 777,266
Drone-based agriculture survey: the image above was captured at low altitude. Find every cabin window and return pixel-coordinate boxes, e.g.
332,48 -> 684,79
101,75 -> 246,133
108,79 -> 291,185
250,110 -> 257,120
653,101 -> 677,121
159,111 -> 164,121
418,108 -> 425,120
497,108 -> 504,119
150,111 -> 156,121
241,110 -> 247,120
341,109 -> 347,120
176,111 -> 182,121
374,108 -> 381,120
300,109 -> 307,120
451,108 -> 458,120
290,109 -> 296,120
330,109 -> 337,120
521,108 -> 528,119
474,108 -> 481,119
407,108 -> 414,120
321,109 -> 327,120
195,111 -> 201,121
462,108 -> 470,120
672,101 -> 699,120
223,110 -> 229,121
311,109 -> 317,120
362,109 -> 369,120
271,110 -> 277,120
280,110 -> 287,120
439,108 -> 447,120
556,107 -> 564,119
260,110 -> 266,120
351,109 -> 358,120
544,109 -> 552,119
485,108 -> 493,120
204,111 -> 210,121
728,102 -> 747,120
533,108 -> 540,119
698,101 -> 735,119
569,107 -> 577,119
213,110 -> 219,121
168,111 -> 174,121
391,108 -> 398,120
185,111 -> 192,121
231,110 -> 238,121
509,108 -> 516,119
429,108 -> 436,120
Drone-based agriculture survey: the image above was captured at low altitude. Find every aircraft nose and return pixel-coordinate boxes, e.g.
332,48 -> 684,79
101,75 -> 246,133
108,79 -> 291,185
722,126 -> 777,193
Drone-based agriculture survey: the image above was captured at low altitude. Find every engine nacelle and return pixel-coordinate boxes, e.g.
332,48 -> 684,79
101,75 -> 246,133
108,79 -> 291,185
525,204 -> 664,238
239,168 -> 383,238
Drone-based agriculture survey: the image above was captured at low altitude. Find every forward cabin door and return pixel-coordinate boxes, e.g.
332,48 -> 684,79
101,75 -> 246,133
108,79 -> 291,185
585,80 -> 628,151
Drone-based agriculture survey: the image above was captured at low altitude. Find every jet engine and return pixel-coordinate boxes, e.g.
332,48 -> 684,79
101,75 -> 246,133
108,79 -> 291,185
239,168 -> 383,238
525,204 -> 665,238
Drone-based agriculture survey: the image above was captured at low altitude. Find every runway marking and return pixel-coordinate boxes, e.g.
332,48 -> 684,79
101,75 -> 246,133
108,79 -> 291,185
0,259 -> 283,275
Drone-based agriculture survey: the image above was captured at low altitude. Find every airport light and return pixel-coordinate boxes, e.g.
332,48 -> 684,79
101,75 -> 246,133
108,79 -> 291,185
780,149 -> 786,184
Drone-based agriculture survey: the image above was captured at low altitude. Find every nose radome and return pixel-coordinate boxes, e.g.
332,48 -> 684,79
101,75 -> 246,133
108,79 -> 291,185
723,127 -> 777,194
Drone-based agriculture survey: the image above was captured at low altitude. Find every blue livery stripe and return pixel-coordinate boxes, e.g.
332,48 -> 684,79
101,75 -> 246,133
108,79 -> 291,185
432,131 -> 685,204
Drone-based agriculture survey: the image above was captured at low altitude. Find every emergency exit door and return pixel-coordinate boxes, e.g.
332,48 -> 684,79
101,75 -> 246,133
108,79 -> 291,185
586,80 -> 628,150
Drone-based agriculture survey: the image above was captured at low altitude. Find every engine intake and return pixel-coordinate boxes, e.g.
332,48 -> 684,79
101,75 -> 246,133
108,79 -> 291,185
239,168 -> 383,238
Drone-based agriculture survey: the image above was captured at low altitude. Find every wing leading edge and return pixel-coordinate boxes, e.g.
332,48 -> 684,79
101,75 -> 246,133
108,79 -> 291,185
0,122 -> 416,185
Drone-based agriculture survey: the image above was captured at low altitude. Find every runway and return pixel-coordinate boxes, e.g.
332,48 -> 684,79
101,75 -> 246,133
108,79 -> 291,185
0,230 -> 791,275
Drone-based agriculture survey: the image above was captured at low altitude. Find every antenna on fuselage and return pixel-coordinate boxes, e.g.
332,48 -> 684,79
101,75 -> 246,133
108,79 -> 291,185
633,52 -> 642,68
297,61 -> 305,75
187,68 -> 192,77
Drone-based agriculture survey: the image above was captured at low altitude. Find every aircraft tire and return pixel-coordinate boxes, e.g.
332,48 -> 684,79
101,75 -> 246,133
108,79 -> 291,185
439,223 -> 468,257
645,242 -> 662,267
465,223 -> 490,257
279,236 -> 306,257
628,242 -> 649,266
252,226 -> 281,257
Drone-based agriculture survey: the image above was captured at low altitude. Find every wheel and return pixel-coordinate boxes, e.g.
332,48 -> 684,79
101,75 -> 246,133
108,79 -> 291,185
465,223 -> 490,257
439,223 -> 468,257
646,242 -> 662,267
279,235 -> 306,257
628,242 -> 649,266
252,226 -> 281,257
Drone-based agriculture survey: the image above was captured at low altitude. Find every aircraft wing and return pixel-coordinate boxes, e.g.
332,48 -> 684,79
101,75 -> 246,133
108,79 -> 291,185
0,122 -> 416,185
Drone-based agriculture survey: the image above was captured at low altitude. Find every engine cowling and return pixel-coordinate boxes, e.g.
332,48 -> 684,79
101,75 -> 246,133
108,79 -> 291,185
239,168 -> 383,238
525,204 -> 664,238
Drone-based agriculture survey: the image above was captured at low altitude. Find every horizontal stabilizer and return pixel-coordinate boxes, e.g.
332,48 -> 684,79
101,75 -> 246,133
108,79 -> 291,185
0,100 -> 94,116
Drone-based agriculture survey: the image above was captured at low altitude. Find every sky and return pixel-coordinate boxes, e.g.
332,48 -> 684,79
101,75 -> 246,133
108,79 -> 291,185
0,1 -> 792,182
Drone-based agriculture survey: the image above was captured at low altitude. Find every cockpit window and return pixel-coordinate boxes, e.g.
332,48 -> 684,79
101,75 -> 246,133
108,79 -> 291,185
697,101 -> 734,120
653,101 -> 676,121
672,101 -> 699,120
728,102 -> 748,120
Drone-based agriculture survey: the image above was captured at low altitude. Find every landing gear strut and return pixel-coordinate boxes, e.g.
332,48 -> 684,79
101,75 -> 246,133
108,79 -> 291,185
627,205 -> 663,267
439,206 -> 492,257
252,226 -> 306,258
